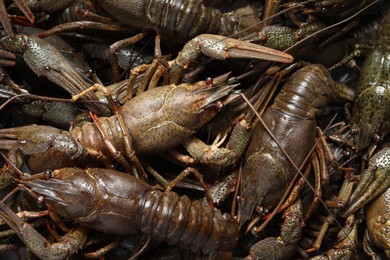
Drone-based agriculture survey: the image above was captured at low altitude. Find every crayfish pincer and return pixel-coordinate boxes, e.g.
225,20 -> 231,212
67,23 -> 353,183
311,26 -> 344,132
349,9 -> 390,154
238,64 -> 347,227
0,167 -> 239,256
0,34 -> 102,113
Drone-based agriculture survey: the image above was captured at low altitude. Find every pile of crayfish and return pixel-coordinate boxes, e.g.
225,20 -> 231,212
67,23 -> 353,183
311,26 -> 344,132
0,0 -> 388,259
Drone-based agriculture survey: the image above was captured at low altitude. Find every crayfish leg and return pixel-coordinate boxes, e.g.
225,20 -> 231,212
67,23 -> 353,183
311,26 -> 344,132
0,203 -> 88,259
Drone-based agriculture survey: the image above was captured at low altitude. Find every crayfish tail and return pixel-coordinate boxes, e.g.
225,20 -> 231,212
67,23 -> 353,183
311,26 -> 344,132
138,190 -> 239,254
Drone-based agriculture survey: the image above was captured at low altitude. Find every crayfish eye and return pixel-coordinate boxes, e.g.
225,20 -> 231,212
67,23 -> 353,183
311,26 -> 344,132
351,128 -> 358,135
37,195 -> 45,204
372,133 -> 381,143
37,195 -> 46,209
43,169 -> 53,180
342,150 -> 351,157
215,100 -> 224,111
255,206 -> 268,217
205,77 -> 213,87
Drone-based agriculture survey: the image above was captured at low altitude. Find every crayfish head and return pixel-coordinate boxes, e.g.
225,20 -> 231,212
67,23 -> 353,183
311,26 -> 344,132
165,81 -> 237,130
23,168 -> 100,221
0,34 -> 28,54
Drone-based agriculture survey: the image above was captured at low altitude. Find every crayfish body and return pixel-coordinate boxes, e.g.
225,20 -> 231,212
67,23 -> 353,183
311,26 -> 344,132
21,167 -> 239,254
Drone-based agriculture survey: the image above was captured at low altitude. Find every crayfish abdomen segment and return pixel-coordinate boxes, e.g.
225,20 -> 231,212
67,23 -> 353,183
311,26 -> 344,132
97,0 -> 222,43
138,190 -> 239,254
71,115 -> 126,158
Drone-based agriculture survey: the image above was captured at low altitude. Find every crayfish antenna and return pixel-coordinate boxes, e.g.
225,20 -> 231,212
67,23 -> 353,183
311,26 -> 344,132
0,152 -> 43,203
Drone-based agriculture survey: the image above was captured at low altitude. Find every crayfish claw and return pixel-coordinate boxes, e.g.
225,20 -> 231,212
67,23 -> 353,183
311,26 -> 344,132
169,34 -> 293,84
341,145 -> 390,218
0,203 -> 88,260
0,125 -> 82,157
177,34 -> 294,66
246,200 -> 303,259
198,34 -> 294,63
